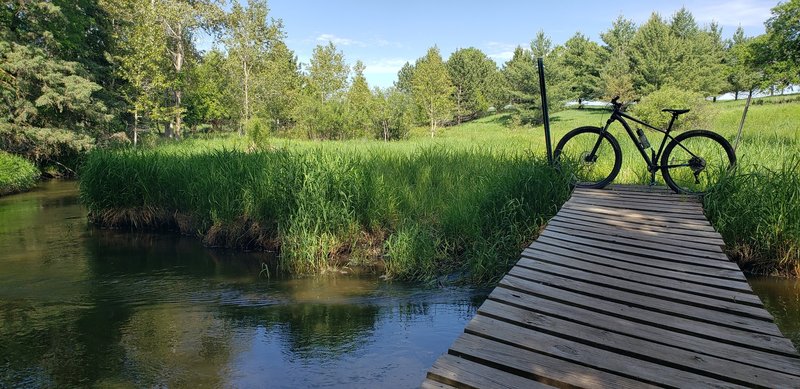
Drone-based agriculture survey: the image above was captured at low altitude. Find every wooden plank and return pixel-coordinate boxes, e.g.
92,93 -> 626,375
488,287 -> 800,377
541,229 -> 738,270
426,354 -> 552,389
572,187 -> 703,203
570,195 -> 705,215
577,187 -> 700,203
558,206 -> 721,236
499,275 -> 796,352
421,379 -> 458,389
526,242 -> 752,293
561,201 -> 715,228
450,334 -> 657,389
506,268 -> 781,336
557,208 -> 726,245
545,223 -> 730,262
605,184 -> 678,195
518,249 -> 762,305
548,216 -> 725,253
566,197 -> 707,219
532,234 -> 745,281
466,316 -> 744,388
513,258 -> 771,320
477,300 -> 800,386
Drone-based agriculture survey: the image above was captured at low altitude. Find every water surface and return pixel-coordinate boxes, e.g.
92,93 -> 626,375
0,181 -> 486,388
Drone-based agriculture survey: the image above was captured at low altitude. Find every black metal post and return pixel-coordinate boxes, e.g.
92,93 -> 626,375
537,57 -> 553,164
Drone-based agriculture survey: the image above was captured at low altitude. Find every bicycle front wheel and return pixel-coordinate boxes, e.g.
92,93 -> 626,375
554,126 -> 622,189
660,130 -> 736,195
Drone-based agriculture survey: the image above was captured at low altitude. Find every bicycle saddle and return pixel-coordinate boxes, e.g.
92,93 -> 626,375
662,108 -> 690,115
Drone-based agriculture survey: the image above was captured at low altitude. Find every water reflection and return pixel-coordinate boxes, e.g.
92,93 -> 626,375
748,276 -> 800,348
0,181 -> 484,388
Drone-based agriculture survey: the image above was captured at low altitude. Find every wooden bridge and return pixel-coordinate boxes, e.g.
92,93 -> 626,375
423,185 -> 800,388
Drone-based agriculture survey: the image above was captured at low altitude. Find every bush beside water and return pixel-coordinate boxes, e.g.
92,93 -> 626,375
80,147 -> 570,283
0,151 -> 39,195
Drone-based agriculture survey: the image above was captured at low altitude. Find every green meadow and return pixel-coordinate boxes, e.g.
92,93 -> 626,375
80,96 -> 800,282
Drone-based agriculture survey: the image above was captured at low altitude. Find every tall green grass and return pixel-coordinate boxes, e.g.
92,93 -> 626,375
705,159 -> 800,276
0,151 -> 39,196
80,146 -> 570,283
81,96 -> 800,279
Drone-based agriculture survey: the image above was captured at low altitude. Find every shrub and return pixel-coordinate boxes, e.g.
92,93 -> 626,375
245,117 -> 271,149
0,151 -> 39,195
630,86 -> 714,131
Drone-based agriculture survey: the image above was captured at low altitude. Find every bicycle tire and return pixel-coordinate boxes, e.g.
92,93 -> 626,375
554,126 -> 622,189
660,130 -> 736,195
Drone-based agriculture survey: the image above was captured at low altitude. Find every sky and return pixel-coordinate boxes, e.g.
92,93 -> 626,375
203,0 -> 779,88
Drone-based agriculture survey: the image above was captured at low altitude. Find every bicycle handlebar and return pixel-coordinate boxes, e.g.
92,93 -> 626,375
610,96 -> 621,108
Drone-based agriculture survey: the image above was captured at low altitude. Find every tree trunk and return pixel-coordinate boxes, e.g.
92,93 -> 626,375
133,110 -> 139,147
243,60 -> 250,134
734,91 -> 739,100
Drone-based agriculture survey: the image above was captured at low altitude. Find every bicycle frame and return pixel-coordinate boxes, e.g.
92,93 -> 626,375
595,106 -> 682,173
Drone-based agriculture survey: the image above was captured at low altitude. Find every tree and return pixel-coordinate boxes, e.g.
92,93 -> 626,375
501,46 -> 540,125
530,30 -> 553,58
601,16 -> 637,52
104,0 -> 170,144
186,49 -> 236,132
600,16 -> 637,101
630,13 -> 679,95
726,27 -> 762,100
345,60 -> 373,137
668,9 -> 727,96
256,40 -> 301,132
224,0 -> 282,134
411,46 -> 454,137
446,47 -> 498,123
561,32 -> 605,107
766,0 -> 800,68
600,47 -> 636,102
372,87 -> 413,141
152,0 -> 220,138
1,1 -> 110,167
308,41 -> 350,103
395,62 -> 415,94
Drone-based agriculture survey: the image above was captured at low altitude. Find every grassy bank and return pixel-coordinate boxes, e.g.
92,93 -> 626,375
80,95 -> 800,279
80,147 -> 570,283
0,151 -> 39,196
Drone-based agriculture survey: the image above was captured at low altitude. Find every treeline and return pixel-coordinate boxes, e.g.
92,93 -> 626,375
2,1 -> 799,167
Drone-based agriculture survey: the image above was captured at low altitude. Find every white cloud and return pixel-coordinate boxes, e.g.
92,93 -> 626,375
361,58 -> 408,75
484,41 -> 523,63
691,0 -> 772,27
316,33 -> 365,47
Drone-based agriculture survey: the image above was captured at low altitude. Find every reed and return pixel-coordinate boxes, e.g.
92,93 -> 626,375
80,146 -> 570,283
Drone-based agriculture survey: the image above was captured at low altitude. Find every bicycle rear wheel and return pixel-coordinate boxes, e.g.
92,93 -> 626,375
554,126 -> 622,189
660,130 -> 736,195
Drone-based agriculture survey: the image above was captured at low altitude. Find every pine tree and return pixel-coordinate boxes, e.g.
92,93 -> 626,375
561,32 -> 605,107
629,13 -> 678,95
601,16 -> 637,52
412,46 -> 454,137
446,47 -> 497,123
501,46 -> 540,125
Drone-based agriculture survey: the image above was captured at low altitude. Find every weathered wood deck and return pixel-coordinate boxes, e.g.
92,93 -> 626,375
423,185 -> 800,388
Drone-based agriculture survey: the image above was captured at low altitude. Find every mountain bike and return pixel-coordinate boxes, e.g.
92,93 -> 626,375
553,96 -> 736,195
